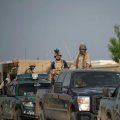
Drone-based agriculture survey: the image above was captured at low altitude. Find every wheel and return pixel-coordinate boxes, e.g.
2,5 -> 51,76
70,112 -> 77,120
13,109 -> 22,120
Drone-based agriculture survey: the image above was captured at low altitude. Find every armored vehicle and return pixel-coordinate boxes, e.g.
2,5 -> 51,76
36,69 -> 120,120
0,73 -> 51,120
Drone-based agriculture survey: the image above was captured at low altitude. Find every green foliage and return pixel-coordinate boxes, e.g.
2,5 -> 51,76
108,24 -> 120,63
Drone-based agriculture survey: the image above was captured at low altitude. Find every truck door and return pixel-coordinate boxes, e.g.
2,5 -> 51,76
43,72 -> 67,120
54,72 -> 71,120
48,73 -> 70,120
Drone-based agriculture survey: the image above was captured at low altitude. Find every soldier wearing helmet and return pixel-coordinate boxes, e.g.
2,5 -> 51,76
50,49 -> 69,85
74,44 -> 91,69
25,64 -> 36,74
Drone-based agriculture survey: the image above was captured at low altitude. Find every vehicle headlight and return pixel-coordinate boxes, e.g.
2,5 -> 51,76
22,101 -> 34,107
77,96 -> 90,111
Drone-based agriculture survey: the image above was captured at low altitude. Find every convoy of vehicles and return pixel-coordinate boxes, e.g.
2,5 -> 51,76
0,73 -> 51,120
1,59 -> 120,120
97,85 -> 120,120
35,69 -> 120,120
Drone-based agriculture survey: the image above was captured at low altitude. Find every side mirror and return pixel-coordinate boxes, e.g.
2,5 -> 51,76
54,82 -> 62,93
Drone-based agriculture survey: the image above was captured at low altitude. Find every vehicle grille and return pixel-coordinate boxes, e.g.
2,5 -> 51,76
93,95 -> 102,113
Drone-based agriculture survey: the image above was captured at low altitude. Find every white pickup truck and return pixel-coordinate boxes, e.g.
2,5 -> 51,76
97,85 -> 120,120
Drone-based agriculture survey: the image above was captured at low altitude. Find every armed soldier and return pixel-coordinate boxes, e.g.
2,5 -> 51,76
0,60 -> 19,94
25,64 -> 36,74
50,49 -> 69,85
0,78 -> 11,95
8,59 -> 19,82
74,44 -> 91,69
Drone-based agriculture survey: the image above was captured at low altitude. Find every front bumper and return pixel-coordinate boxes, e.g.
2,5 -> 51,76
21,113 -> 38,119
77,112 -> 97,120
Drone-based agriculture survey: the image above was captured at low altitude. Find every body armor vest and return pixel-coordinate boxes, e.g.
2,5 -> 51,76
54,60 -> 64,75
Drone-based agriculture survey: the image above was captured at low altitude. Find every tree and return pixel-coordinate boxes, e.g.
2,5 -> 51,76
108,24 -> 120,63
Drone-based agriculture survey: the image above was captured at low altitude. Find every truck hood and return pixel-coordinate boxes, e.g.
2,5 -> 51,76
71,87 -> 116,96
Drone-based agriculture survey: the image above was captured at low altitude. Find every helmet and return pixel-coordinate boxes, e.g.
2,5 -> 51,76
54,49 -> 62,57
79,44 -> 87,51
29,64 -> 36,67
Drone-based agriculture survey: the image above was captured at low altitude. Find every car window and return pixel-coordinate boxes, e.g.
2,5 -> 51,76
18,83 -> 37,96
18,82 -> 51,96
63,73 -> 71,87
73,71 -> 120,88
57,72 -> 67,82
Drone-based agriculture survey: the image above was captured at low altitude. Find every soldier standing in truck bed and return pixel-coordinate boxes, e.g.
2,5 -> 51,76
74,43 -> 91,69
25,64 -> 36,74
50,49 -> 69,85
9,59 -> 19,80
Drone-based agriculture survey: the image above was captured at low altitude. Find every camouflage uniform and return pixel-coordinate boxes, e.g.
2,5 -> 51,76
51,60 -> 68,76
25,64 -> 36,74
50,49 -> 68,85
75,44 -> 91,69
25,68 -> 34,74
10,66 -> 18,76
9,60 -> 19,80
75,52 -> 91,69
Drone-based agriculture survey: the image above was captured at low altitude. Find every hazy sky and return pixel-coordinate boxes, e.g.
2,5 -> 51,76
0,0 -> 120,61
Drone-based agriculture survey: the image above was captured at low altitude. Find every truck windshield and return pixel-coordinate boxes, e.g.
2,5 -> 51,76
18,82 -> 51,96
73,72 -> 120,88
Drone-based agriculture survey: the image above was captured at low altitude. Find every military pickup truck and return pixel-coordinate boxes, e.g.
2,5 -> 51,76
97,85 -> 120,120
36,69 -> 120,120
0,73 -> 51,120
